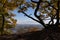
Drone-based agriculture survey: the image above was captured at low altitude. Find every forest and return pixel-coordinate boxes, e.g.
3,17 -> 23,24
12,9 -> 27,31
0,0 -> 60,40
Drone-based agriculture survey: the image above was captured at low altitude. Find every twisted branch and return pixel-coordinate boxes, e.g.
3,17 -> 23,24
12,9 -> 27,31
22,11 -> 47,28
31,0 -> 47,28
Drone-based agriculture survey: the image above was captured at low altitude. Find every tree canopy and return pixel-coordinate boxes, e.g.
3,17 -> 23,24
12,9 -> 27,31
18,0 -> 59,28
0,0 -> 60,35
0,0 -> 19,34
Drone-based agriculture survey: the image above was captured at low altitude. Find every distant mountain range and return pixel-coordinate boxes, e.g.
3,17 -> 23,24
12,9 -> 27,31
11,24 -> 44,34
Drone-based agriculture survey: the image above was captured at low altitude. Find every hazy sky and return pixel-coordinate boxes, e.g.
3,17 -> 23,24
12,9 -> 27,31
12,0 -> 51,24
12,7 -> 40,24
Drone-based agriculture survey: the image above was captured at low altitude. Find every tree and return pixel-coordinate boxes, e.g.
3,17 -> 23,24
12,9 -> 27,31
18,0 -> 60,29
18,0 -> 60,39
0,0 -> 20,35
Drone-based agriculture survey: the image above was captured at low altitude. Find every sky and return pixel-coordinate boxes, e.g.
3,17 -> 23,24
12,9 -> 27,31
12,0 -> 41,24
12,0 -> 52,24
12,7 -> 52,24
12,8 -> 40,24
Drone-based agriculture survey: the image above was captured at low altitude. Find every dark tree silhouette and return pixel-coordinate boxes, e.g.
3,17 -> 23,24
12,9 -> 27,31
18,0 -> 60,40
0,0 -> 59,40
0,0 -> 17,35
1,14 -> 5,35
19,0 -> 59,29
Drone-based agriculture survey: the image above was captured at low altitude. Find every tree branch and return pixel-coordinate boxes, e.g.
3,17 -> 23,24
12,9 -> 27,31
22,12 -> 40,23
31,0 -> 38,3
22,11 -> 47,28
44,1 -> 57,10
33,0 -> 43,21
48,16 -> 54,25
31,0 -> 47,28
